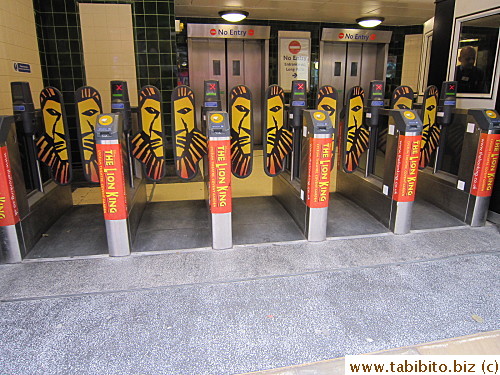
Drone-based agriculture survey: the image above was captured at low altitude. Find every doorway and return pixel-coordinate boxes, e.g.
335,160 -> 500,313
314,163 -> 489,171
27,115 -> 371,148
319,41 -> 389,108
188,37 -> 267,144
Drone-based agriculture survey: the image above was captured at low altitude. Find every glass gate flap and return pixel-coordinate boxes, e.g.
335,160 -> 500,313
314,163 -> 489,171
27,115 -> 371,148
263,85 -> 292,177
171,85 -> 207,180
75,86 -> 102,184
37,87 -> 72,186
343,86 -> 369,173
229,85 -> 253,179
131,86 -> 166,182
419,85 -> 439,169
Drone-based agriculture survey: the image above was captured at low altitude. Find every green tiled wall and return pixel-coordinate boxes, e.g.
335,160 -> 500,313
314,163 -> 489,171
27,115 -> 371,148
33,0 -> 177,179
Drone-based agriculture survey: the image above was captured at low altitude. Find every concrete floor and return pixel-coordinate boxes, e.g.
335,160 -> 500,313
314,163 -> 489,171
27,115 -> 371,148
0,224 -> 498,374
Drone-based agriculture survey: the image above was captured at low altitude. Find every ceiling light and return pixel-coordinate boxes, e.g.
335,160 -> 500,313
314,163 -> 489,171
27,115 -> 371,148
460,38 -> 479,43
219,10 -> 249,22
356,16 -> 384,28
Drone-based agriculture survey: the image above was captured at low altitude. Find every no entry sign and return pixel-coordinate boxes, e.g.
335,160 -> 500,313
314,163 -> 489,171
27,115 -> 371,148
288,40 -> 301,54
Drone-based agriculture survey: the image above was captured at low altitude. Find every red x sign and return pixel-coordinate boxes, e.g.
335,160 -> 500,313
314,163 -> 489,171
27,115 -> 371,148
115,84 -> 122,91
297,83 -> 304,90
449,84 -> 455,91
375,84 -> 383,91
209,83 -> 217,91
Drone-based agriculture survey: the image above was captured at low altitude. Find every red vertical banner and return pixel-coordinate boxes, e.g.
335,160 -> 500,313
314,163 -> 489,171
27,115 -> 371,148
0,146 -> 20,226
96,143 -> 128,220
470,133 -> 500,197
392,135 -> 421,202
208,140 -> 232,214
306,137 -> 333,208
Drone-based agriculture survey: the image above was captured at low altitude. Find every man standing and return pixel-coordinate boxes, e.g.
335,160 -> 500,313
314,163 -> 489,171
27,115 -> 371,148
455,46 -> 486,93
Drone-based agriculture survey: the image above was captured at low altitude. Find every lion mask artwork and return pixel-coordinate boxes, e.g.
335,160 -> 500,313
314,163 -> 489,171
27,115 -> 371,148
75,86 -> 102,184
343,86 -> 369,173
171,85 -> 208,180
229,85 -> 253,179
263,85 -> 293,177
419,85 -> 439,169
37,87 -> 72,185
131,86 -> 167,182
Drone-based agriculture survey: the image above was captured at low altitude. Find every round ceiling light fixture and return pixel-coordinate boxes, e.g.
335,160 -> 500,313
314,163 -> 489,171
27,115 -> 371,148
356,16 -> 385,28
219,10 -> 249,22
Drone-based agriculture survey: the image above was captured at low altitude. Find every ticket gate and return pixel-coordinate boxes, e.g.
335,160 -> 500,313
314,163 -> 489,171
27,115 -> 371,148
0,82 -> 147,262
418,108 -> 500,226
95,113 -> 136,256
2,83 -> 75,261
336,82 -> 424,234
205,112 -> 232,249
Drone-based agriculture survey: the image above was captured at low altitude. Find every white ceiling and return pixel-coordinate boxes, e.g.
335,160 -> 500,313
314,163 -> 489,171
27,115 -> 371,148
175,0 -> 436,26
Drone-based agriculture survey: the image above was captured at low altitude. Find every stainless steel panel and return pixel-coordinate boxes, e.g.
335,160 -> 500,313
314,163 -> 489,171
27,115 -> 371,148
227,39 -> 244,90
306,207 -> 328,241
345,44 -> 362,103
337,170 -> 393,229
189,38 -> 226,122
0,224 -> 23,263
467,195 -> 490,227
319,42 -> 347,101
6,122 -> 29,218
417,169 -> 469,222
360,44 -> 378,93
212,212 -> 232,249
127,176 -> 147,245
21,183 -> 72,257
105,219 -> 130,256
457,123 -> 481,192
382,130 -> 398,190
273,173 -> 306,233
391,201 -> 412,234
187,24 -> 271,39
243,40 -> 264,144
321,28 -> 392,43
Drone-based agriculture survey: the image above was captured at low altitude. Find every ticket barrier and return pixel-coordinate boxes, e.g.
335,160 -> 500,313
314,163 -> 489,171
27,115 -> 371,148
1,81 -> 146,262
418,108 -> 500,226
274,110 -> 335,241
95,113 -> 143,256
337,104 -> 424,234
205,112 -> 232,249
1,83 -> 74,262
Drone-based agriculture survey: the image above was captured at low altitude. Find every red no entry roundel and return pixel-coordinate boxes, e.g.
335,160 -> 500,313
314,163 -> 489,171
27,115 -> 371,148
288,40 -> 301,54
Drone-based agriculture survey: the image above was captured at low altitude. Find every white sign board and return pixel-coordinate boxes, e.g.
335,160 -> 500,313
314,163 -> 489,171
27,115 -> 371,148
278,37 -> 310,91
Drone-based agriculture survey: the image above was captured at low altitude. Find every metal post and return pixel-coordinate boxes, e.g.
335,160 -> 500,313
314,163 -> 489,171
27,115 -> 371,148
381,109 -> 423,234
206,112 -> 232,250
95,113 -> 131,256
300,110 -> 335,241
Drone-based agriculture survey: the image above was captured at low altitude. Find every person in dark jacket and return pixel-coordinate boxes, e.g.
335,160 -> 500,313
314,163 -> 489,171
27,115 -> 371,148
455,46 -> 486,93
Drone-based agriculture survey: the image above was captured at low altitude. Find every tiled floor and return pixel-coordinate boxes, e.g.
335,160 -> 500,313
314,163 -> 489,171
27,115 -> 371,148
1,224 -> 498,375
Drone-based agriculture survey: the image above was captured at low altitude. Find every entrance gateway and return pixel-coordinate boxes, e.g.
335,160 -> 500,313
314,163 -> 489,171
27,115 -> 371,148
187,24 -> 270,144
319,28 -> 392,107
